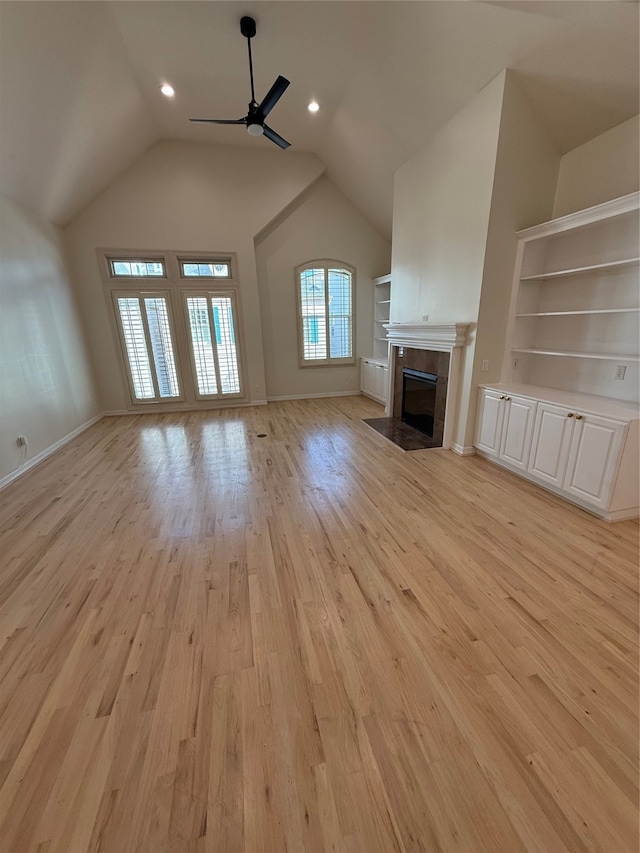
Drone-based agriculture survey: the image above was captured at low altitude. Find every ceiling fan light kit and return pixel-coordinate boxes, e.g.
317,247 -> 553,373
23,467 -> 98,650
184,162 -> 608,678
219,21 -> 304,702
189,15 -> 291,149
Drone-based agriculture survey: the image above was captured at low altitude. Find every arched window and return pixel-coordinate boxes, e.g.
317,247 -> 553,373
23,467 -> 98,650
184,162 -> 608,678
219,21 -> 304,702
296,261 -> 355,366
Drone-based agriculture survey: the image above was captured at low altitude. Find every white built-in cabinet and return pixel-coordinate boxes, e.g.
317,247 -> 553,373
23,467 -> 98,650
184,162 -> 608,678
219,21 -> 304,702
474,193 -> 639,520
475,386 -> 640,520
360,357 -> 389,405
475,386 -> 637,520
476,390 -> 536,470
361,274 -> 391,405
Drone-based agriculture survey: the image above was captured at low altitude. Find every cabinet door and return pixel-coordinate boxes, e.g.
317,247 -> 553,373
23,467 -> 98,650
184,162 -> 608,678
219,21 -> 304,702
528,402 -> 574,487
380,365 -> 389,405
360,359 -> 374,396
373,363 -> 387,401
475,390 -> 504,458
499,395 -> 537,470
563,414 -> 627,508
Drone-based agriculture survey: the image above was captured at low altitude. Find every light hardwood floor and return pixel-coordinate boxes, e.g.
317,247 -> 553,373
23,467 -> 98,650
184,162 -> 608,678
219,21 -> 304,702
0,395 -> 638,853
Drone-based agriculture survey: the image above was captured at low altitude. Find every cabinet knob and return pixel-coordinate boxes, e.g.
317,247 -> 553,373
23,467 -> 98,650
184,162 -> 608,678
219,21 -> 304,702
567,412 -> 574,418
505,396 -> 511,401
575,414 -> 583,420
499,395 -> 506,400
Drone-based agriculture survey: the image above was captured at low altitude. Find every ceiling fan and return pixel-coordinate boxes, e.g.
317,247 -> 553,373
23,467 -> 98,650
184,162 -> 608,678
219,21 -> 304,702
190,16 -> 291,149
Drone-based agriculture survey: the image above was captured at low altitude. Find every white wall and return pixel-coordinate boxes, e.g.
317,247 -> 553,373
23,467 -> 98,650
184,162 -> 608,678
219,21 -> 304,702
64,140 -> 326,411
0,196 -> 98,481
390,72 -> 507,448
255,177 -> 390,399
553,115 -> 639,218
472,73 -> 560,444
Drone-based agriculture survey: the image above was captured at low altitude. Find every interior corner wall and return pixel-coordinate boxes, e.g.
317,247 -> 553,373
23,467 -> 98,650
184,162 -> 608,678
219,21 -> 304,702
553,115 -> 639,218
254,176 -> 391,399
469,72 -> 561,447
63,140 -> 325,412
0,196 -> 99,482
390,71 -> 506,449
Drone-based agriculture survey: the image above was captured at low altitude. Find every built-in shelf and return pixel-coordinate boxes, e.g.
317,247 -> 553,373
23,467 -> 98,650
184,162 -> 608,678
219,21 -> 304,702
374,274 -> 391,287
506,193 -> 640,402
516,308 -> 640,317
371,275 -> 391,361
520,257 -> 639,282
512,348 -> 640,362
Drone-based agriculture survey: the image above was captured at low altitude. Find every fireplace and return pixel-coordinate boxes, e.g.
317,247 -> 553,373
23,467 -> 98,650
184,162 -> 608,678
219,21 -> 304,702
402,369 -> 438,437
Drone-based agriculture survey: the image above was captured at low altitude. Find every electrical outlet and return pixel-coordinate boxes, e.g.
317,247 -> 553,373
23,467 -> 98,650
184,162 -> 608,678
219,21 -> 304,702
481,359 -> 489,371
17,435 -> 27,447
422,314 -> 429,322
615,365 -> 626,381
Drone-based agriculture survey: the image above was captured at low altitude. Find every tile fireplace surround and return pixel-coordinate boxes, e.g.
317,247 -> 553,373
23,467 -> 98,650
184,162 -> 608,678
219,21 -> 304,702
383,323 -> 470,451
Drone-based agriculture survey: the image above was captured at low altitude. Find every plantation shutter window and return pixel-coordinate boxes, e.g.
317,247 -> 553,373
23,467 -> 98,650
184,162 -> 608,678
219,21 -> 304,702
297,262 -> 355,366
185,292 -> 242,398
115,294 -> 181,401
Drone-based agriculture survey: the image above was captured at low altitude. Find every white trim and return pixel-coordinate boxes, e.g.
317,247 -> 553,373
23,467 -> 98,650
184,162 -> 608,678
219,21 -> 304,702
475,449 -> 638,521
516,191 -> 639,241
373,273 -> 391,286
104,400 -> 267,415
450,443 -> 476,456
0,414 -> 103,492
267,391 -> 359,402
384,322 -> 469,350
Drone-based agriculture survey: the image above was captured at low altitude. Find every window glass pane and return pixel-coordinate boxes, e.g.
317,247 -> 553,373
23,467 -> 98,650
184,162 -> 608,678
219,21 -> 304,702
299,268 -> 327,360
111,259 -> 164,277
187,297 -> 218,395
328,268 -> 352,358
117,298 -> 155,399
144,298 -> 180,398
182,261 -> 230,278
211,296 -> 240,394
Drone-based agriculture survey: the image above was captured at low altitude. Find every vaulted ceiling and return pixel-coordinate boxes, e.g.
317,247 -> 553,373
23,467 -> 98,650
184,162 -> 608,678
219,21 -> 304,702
1,1 -> 637,236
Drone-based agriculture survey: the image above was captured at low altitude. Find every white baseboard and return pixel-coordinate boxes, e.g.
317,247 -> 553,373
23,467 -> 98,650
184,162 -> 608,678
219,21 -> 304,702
0,413 -> 104,492
450,443 -> 477,456
102,400 -> 268,416
266,391 -> 359,402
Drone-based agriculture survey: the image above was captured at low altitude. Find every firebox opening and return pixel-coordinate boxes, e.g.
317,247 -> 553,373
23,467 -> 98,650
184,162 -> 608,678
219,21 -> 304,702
402,369 -> 438,437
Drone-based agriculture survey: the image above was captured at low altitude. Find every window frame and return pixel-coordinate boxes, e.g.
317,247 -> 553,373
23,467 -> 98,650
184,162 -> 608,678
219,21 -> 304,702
182,289 -> 244,401
110,289 -> 185,405
178,255 -> 233,280
100,249 -> 247,410
106,255 -> 167,280
295,260 -> 356,368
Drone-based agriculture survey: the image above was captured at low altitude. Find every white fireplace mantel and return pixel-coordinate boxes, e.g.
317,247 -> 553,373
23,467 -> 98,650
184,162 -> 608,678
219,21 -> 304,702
383,322 -> 469,351
382,322 -> 470,452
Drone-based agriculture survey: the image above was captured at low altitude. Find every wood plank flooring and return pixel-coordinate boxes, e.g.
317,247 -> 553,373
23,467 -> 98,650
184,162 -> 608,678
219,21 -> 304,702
0,395 -> 638,853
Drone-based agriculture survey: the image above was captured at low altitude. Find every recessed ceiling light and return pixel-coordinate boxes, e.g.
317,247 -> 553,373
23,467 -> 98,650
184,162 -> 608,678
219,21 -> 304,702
308,100 -> 320,113
161,84 -> 175,98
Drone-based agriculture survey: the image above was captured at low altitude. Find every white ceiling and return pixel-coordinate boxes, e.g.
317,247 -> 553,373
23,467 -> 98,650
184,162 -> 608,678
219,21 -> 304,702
1,1 -> 637,235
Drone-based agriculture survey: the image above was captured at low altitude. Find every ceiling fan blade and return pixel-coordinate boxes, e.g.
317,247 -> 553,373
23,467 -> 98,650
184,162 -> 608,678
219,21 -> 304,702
263,124 -> 291,150
257,76 -> 290,119
189,118 -> 246,125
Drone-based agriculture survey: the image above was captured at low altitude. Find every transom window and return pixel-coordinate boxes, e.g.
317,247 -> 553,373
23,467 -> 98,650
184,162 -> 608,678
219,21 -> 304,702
296,261 -> 355,366
109,258 -> 165,278
180,259 -> 231,278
